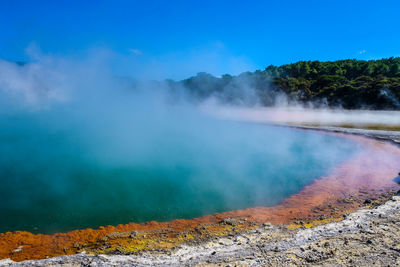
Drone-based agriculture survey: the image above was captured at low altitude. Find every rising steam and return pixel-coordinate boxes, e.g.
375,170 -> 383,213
0,50 -> 365,232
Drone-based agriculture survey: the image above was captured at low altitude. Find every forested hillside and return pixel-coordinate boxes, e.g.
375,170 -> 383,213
171,57 -> 400,109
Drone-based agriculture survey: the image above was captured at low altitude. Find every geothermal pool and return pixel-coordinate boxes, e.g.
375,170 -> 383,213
0,113 -> 361,234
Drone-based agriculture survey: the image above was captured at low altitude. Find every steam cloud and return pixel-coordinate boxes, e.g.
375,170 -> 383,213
0,50 -> 366,232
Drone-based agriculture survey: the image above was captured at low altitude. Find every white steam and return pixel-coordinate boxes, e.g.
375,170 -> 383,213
205,106 -> 400,128
0,49 -> 378,231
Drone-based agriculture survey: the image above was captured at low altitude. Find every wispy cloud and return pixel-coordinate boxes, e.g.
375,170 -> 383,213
358,49 -> 367,55
129,49 -> 143,55
118,42 -> 255,80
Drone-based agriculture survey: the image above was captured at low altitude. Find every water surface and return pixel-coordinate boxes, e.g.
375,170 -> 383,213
0,112 -> 361,233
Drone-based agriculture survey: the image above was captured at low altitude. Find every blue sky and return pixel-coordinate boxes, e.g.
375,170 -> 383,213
1,0 -> 400,79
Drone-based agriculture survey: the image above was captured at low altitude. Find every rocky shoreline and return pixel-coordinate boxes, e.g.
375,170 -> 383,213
2,195 -> 400,266
1,127 -> 400,266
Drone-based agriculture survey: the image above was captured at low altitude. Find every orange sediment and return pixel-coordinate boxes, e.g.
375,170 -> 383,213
1,132 -> 400,262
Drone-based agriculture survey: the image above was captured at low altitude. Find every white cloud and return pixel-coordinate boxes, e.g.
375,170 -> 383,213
117,42 -> 255,80
358,49 -> 367,55
129,48 -> 143,55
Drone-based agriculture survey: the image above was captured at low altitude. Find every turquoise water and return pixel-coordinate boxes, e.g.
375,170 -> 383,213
0,111 -> 361,234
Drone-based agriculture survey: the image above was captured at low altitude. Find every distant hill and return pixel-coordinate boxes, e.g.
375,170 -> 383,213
170,57 -> 400,109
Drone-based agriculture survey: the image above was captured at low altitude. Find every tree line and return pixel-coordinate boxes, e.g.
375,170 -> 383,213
170,57 -> 400,109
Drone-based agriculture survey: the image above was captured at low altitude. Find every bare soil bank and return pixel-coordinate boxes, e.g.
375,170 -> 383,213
3,195 -> 400,266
